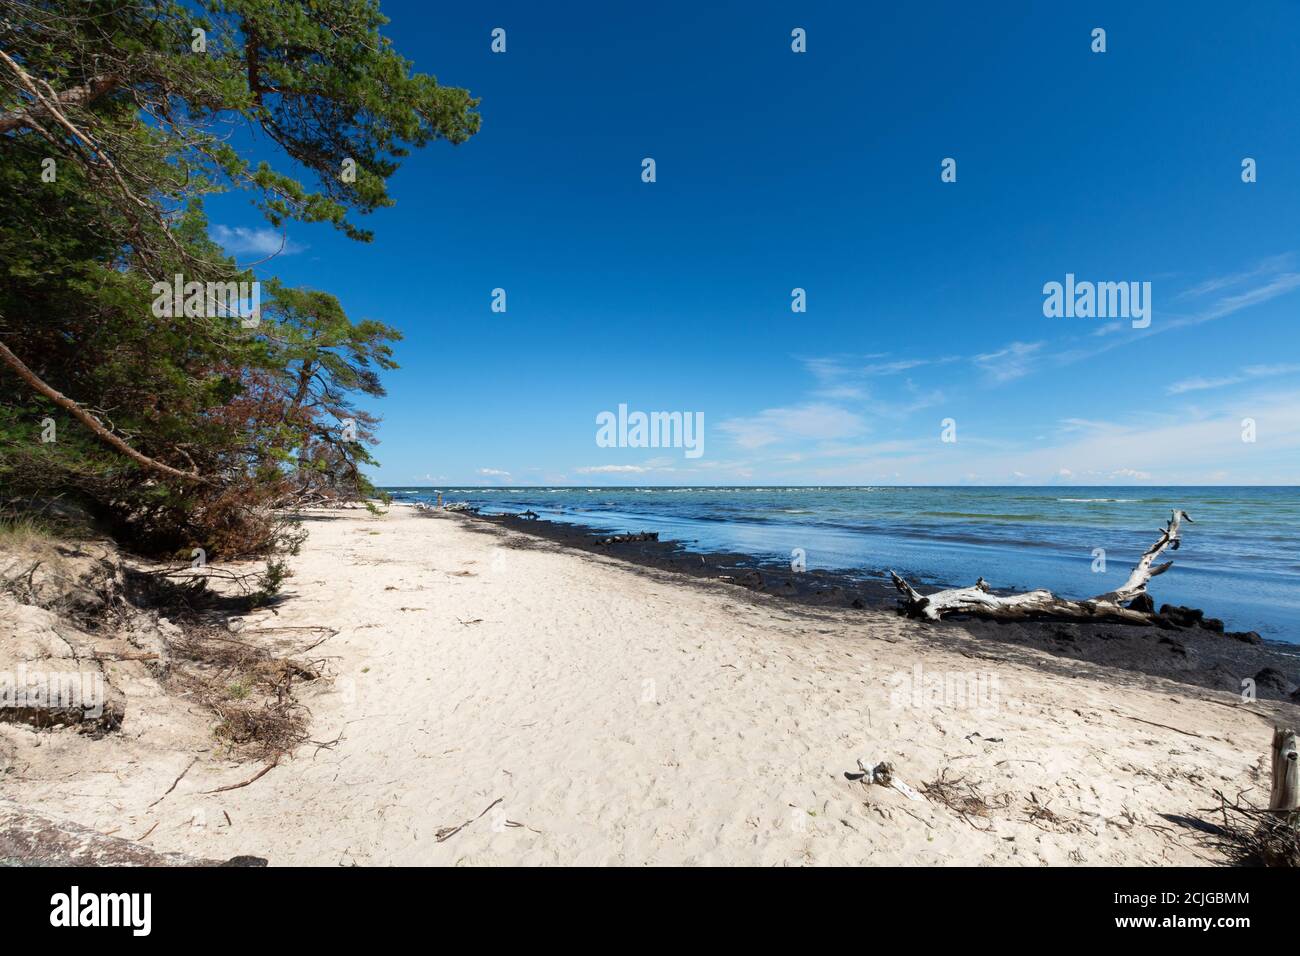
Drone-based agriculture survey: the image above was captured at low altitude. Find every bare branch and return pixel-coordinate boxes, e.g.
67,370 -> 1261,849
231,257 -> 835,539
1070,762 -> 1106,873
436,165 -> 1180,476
0,337 -> 206,484
0,70 -> 121,133
888,509 -> 1193,625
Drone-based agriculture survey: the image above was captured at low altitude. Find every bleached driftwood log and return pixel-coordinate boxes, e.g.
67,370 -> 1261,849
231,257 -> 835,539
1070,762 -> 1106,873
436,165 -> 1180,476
888,509 -> 1192,625
1270,727 -> 1299,812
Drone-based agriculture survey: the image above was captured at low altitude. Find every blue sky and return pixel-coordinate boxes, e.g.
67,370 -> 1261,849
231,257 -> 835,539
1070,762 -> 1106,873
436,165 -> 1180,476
207,0 -> 1300,486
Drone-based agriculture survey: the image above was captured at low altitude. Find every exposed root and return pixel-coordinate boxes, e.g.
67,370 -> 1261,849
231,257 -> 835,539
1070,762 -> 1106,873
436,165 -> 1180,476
1199,790 -> 1300,867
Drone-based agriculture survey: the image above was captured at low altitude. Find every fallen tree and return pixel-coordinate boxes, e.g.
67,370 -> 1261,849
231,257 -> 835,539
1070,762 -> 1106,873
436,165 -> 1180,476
889,509 -> 1192,625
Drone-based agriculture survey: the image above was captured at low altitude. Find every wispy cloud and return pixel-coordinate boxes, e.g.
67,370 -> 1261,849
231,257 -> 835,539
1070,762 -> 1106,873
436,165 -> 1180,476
1176,253 -> 1294,300
815,385 -> 870,400
972,341 -> 1045,383
1017,255 -> 1300,379
211,225 -> 304,258
718,403 -> 866,449
1166,375 -> 1246,395
1193,273 -> 1300,325
1166,362 -> 1300,395
574,464 -> 651,474
947,388 -> 1300,484
862,358 -> 930,375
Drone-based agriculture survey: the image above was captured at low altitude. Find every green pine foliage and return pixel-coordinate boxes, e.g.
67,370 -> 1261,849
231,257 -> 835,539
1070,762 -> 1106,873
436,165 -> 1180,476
0,0 -> 477,556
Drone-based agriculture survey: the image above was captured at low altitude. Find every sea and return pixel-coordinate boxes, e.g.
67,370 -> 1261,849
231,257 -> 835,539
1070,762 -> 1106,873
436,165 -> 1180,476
382,486 -> 1300,643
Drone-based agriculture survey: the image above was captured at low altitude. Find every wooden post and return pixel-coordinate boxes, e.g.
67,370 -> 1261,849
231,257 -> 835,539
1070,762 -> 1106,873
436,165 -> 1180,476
1269,727 -> 1299,812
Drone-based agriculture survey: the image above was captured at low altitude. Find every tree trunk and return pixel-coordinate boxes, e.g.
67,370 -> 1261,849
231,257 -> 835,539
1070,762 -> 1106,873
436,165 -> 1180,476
1270,727 -> 1299,812
889,510 -> 1193,624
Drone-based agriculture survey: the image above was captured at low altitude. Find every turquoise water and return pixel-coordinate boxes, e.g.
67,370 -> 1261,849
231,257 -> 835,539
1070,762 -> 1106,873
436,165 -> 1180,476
384,486 -> 1300,642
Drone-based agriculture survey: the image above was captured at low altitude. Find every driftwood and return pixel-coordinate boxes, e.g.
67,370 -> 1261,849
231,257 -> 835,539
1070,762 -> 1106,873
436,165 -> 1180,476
1270,727 -> 1299,812
595,531 -> 659,545
889,510 -> 1192,625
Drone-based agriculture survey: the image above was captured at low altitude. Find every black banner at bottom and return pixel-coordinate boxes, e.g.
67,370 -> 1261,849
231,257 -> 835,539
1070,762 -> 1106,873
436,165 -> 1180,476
0,865 -> 1283,941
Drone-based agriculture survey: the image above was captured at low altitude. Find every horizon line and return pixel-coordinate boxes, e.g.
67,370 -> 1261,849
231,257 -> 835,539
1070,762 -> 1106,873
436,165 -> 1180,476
377,483 -> 1300,490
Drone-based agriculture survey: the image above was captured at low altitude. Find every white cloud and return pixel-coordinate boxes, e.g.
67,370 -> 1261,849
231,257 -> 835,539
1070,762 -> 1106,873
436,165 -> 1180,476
973,341 -> 1045,383
955,389 -> 1300,484
574,464 -> 650,474
1167,375 -> 1244,395
814,385 -> 869,400
1017,256 -> 1300,379
1167,363 -> 1300,395
718,403 -> 866,449
1244,363 -> 1300,377
477,468 -> 510,477
1196,273 -> 1300,324
862,358 -> 929,375
1177,253 -> 1294,300
211,225 -> 304,257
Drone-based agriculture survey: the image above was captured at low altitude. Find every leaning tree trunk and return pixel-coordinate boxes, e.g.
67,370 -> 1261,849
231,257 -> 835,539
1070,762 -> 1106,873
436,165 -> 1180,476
1270,727 -> 1299,812
889,509 -> 1192,625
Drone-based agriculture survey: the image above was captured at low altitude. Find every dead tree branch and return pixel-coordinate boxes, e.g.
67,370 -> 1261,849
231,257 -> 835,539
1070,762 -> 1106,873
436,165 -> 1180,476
888,510 -> 1193,625
0,338 -> 206,484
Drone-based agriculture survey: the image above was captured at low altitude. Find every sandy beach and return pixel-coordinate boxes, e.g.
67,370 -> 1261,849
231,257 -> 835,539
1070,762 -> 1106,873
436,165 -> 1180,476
1,503 -> 1295,866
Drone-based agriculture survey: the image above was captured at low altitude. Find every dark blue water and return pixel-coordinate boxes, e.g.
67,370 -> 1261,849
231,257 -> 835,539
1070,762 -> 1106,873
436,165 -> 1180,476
383,486 -> 1300,643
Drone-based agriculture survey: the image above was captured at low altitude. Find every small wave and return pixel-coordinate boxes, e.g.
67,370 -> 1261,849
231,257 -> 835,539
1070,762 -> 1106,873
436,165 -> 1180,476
1055,502 -> 1138,509
919,511 -> 1047,520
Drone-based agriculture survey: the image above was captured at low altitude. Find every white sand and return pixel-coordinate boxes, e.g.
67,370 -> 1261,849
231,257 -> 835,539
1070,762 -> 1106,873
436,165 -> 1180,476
2,504 -> 1286,865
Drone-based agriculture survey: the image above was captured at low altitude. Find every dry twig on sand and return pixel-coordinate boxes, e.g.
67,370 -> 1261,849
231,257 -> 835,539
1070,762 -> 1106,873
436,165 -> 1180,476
435,797 -> 503,842
922,770 -> 1012,831
203,758 -> 280,795
163,625 -> 325,761
1199,789 -> 1299,867
1022,793 -> 1084,834
148,757 -> 199,808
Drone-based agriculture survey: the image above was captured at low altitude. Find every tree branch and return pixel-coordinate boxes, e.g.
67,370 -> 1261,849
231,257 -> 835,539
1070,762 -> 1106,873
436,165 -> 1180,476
0,71 -> 121,134
0,338 -> 206,484
888,510 -> 1193,625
